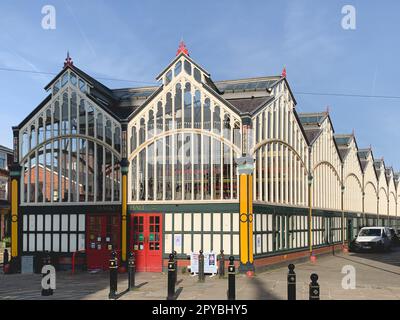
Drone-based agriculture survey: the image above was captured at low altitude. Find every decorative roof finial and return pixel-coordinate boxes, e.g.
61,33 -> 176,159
326,105 -> 330,114
352,128 -> 355,136
64,51 -> 73,68
281,66 -> 287,78
176,39 -> 189,56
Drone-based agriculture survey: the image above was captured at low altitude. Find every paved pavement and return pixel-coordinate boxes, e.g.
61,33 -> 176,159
1,247 -> 400,300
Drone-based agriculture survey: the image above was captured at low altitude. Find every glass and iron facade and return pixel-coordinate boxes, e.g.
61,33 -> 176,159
11,47 -> 400,271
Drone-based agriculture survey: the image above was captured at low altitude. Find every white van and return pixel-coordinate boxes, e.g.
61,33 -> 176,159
352,227 -> 392,252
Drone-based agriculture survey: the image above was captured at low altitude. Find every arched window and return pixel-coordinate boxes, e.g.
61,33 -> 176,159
45,109 -> 52,141
61,93 -> 69,135
97,113 -> 103,141
22,131 -> 28,157
54,101 -> 60,137
139,118 -> 146,145
213,106 -> 220,134
184,60 -> 191,75
79,100 -> 86,135
156,102 -> 163,135
175,83 -> 182,129
38,117 -> 44,145
87,105 -> 94,137
130,126 -> 137,153
223,114 -> 231,140
184,83 -> 192,128
70,92 -> 77,135
105,119 -> 112,146
30,124 -> 36,150
193,90 -> 201,129
165,93 -> 173,131
114,127 -> 121,153
203,98 -> 211,131
174,61 -> 182,76
233,121 -> 241,149
194,68 -> 201,82
148,109 -> 154,139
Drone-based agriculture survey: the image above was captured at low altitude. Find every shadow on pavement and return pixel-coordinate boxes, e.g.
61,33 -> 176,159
249,276 -> 281,300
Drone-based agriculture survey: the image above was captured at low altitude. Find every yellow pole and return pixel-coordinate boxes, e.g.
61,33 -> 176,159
239,174 -> 248,266
309,181 -> 312,255
11,179 -> 18,257
121,174 -> 127,262
248,174 -> 254,264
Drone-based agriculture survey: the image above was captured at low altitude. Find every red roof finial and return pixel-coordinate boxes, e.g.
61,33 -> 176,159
281,66 -> 287,78
64,51 -> 73,68
176,40 -> 189,56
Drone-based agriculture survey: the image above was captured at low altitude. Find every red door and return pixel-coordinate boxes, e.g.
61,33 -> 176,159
86,215 -> 120,270
130,214 -> 162,272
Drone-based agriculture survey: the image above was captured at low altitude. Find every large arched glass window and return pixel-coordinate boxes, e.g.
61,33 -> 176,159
139,118 -> 146,145
20,87 -> 121,205
130,126 -> 137,153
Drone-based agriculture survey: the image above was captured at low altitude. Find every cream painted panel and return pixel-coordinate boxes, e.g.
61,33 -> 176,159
213,213 -> 221,231
184,213 -> 192,231
184,234 -> 191,254
174,213 -> 182,232
222,214 -> 231,231
203,214 -> 211,232
203,234 -> 211,252
164,234 -> 172,254
232,213 -> 239,232
213,234 -> 221,253
165,213 -> 172,232
223,234 -> 231,255
193,234 -> 201,252
193,213 -> 202,232
233,234 -> 239,255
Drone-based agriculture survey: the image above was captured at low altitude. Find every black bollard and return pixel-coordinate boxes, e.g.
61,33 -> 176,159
3,249 -> 9,265
227,256 -> 235,300
41,254 -> 53,296
167,254 -> 176,300
109,250 -> 118,299
287,264 -> 296,300
128,252 -> 135,291
309,273 -> 320,300
173,250 -> 178,284
218,250 -> 225,278
198,250 -> 205,283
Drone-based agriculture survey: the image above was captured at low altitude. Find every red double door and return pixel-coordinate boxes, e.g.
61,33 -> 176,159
86,215 -> 120,270
130,214 -> 163,272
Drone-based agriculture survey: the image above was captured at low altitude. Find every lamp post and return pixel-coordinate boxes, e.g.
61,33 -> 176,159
237,155 -> 255,274
308,172 -> 313,258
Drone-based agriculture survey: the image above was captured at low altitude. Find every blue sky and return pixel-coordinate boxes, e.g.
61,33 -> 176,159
1,0 -> 400,170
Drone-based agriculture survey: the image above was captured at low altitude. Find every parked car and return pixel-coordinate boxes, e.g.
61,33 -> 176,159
350,227 -> 392,252
388,228 -> 400,246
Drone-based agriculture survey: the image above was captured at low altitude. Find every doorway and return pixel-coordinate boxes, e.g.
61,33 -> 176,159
130,213 -> 163,272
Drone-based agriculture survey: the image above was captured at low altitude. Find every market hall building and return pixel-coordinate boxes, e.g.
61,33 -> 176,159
8,43 -> 400,273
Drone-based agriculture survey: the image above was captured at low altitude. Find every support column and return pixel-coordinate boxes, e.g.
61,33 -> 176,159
10,127 -> 21,267
120,124 -> 129,263
237,156 -> 255,273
